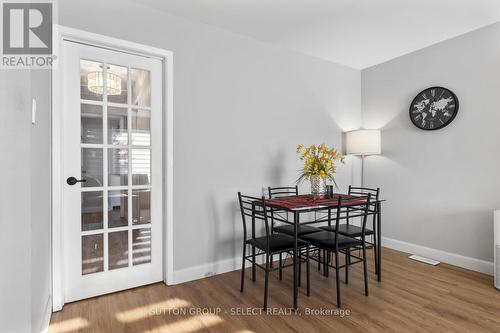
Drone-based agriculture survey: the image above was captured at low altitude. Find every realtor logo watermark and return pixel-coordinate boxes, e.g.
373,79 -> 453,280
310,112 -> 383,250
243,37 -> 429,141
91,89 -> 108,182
1,0 -> 56,69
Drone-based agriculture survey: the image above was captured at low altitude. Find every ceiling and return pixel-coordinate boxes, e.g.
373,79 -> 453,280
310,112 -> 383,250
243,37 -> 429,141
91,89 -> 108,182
136,0 -> 500,69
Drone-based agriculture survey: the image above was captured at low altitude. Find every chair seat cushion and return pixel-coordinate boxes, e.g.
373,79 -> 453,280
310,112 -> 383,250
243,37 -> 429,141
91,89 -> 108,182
320,224 -> 373,237
273,224 -> 322,237
300,231 -> 361,251
248,234 -> 309,253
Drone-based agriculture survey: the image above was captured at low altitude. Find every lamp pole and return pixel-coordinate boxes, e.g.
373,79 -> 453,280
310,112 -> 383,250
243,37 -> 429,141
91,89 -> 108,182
361,155 -> 365,188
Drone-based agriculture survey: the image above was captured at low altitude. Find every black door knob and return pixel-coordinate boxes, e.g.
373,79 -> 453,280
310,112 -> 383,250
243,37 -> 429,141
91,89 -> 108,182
67,177 -> 87,185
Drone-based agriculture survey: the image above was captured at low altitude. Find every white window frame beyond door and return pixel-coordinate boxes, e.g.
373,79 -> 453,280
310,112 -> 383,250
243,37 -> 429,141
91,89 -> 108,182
51,25 -> 174,311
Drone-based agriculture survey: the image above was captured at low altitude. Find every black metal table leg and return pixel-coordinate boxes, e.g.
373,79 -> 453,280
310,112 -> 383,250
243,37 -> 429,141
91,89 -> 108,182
252,203 -> 256,281
293,211 -> 299,309
373,212 -> 379,275
376,201 -> 382,282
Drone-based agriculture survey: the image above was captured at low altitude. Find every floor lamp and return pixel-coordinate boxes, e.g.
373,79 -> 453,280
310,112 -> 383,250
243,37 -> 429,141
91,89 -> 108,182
345,129 -> 381,188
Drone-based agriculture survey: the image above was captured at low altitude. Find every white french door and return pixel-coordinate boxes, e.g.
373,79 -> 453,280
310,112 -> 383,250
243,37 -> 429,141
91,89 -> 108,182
62,41 -> 163,302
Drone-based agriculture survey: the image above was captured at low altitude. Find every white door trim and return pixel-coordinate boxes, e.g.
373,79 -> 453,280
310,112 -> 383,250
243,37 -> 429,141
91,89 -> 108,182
51,25 -> 174,311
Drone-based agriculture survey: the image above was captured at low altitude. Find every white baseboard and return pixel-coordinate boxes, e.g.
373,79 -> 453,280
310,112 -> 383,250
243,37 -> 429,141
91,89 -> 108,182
171,238 -> 494,285
382,237 -> 494,276
171,257 -> 240,285
171,256 -> 267,285
39,296 -> 52,333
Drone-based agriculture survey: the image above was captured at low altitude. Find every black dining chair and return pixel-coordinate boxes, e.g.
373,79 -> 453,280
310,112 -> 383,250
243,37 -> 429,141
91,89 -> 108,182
268,185 -> 298,198
267,186 -> 322,281
320,186 -> 380,276
301,194 -> 371,307
238,192 -> 310,310
268,186 -> 322,237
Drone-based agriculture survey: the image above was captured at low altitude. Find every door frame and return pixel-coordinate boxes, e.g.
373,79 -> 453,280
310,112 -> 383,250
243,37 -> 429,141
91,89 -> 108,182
51,25 -> 174,311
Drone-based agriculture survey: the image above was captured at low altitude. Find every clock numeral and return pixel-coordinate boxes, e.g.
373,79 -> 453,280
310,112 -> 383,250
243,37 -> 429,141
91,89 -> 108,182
439,119 -> 444,124
414,114 -> 421,121
422,93 -> 428,99
430,121 -> 434,129
431,89 -> 435,97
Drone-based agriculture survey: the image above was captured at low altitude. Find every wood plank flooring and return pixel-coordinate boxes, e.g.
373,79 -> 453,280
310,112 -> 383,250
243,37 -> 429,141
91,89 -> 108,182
49,248 -> 500,333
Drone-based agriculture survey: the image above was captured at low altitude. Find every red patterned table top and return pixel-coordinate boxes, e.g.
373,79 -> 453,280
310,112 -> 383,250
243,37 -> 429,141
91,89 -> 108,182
265,194 -> 367,211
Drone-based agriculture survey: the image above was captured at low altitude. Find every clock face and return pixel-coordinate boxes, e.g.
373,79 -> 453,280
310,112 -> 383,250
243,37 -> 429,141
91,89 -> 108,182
409,87 -> 459,130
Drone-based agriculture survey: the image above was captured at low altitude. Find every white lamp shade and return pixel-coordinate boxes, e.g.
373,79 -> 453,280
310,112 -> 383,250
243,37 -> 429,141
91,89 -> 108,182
345,129 -> 381,155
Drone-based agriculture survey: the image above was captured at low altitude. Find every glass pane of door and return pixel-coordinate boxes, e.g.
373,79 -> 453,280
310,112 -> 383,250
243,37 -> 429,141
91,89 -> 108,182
131,109 -> 150,146
82,234 -> 104,275
132,189 -> 150,225
108,231 -> 128,270
81,191 -> 103,231
108,107 -> 128,145
132,228 -> 151,265
80,60 -> 104,101
108,190 -> 128,228
131,68 -> 150,107
81,148 -> 103,187
108,148 -> 128,186
81,104 -> 103,144
107,64 -> 128,104
132,149 -> 151,185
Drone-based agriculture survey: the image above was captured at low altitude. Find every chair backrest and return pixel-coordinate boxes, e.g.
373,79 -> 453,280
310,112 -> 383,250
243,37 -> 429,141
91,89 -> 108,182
331,193 -> 372,248
267,185 -> 298,199
238,192 -> 271,248
356,193 -> 372,240
349,186 -> 380,201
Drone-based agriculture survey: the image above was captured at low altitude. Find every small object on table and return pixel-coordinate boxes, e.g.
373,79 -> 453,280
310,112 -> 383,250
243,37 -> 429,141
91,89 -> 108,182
327,185 -> 334,197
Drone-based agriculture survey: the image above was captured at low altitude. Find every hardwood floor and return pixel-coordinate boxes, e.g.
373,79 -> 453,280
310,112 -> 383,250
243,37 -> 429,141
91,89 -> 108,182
49,248 -> 500,333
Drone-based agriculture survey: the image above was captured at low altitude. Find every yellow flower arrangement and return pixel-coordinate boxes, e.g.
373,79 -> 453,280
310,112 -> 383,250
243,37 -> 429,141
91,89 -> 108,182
296,143 -> 345,187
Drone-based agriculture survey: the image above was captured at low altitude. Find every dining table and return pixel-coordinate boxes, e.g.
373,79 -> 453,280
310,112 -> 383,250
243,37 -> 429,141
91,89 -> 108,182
264,193 -> 384,309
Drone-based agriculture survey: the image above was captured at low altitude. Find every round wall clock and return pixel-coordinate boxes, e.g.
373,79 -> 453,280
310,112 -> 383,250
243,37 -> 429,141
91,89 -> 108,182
409,86 -> 459,130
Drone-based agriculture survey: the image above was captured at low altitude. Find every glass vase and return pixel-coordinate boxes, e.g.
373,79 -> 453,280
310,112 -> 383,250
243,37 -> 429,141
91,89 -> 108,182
310,176 -> 327,199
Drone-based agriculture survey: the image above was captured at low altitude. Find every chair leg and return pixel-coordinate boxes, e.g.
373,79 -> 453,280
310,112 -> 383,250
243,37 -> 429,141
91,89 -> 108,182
345,249 -> 350,284
324,249 -> 329,278
372,214 -> 379,275
270,222 -> 274,269
240,243 -> 246,292
264,254 -> 270,310
270,220 -> 274,268
306,247 -> 310,296
298,256 -> 302,287
252,246 -> 256,282
363,244 -> 369,296
279,252 -> 283,280
317,248 -> 321,271
335,251 -> 341,308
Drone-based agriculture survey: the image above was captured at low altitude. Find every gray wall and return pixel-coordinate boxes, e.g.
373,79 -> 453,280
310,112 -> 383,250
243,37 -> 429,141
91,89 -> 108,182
0,71 -> 33,332
59,0 -> 361,271
30,69 -> 52,332
362,22 -> 500,262
0,65 -> 51,333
